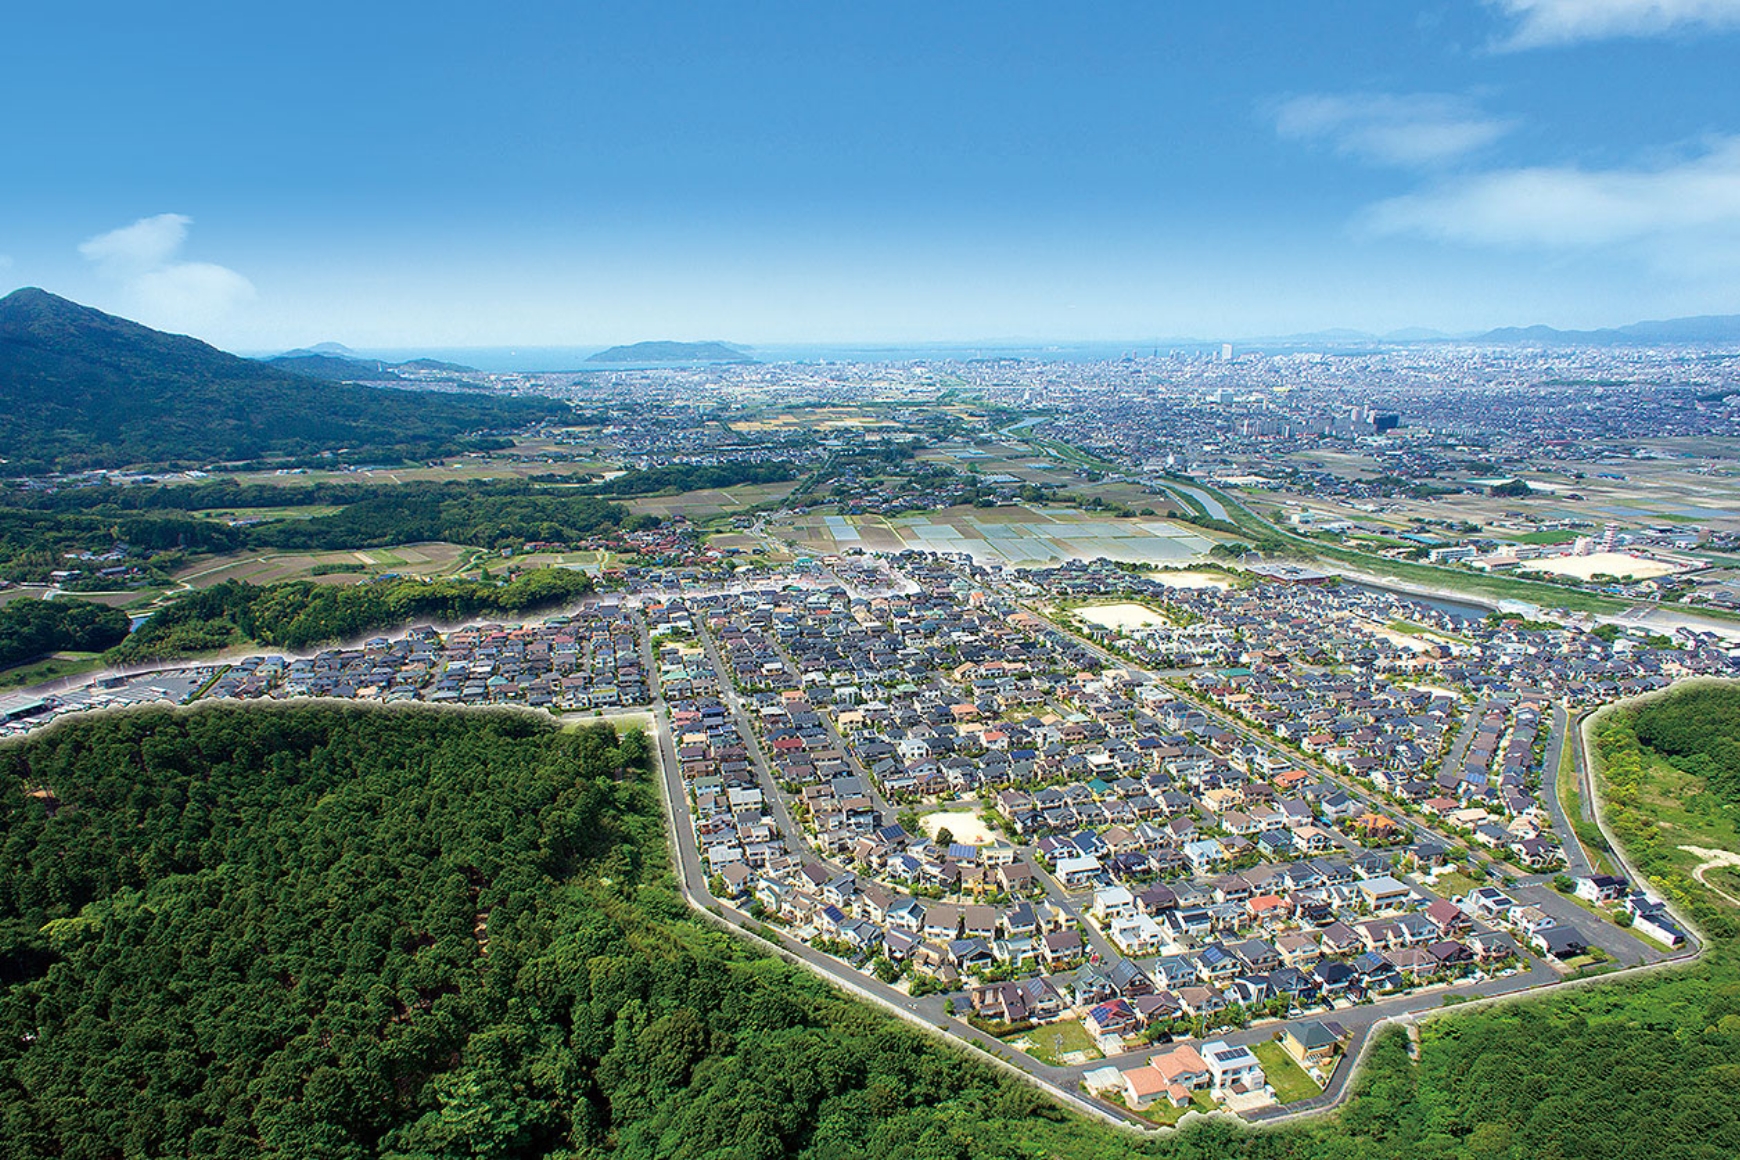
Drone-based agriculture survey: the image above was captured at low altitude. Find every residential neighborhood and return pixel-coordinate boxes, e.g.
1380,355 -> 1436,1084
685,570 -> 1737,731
1,545 -> 1717,1126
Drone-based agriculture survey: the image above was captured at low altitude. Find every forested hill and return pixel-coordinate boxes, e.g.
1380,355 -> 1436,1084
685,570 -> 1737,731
0,289 -> 567,473
0,706 -> 1066,1159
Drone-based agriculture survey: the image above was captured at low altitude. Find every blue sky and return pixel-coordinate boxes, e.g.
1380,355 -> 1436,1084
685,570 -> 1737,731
3,1 -> 1739,349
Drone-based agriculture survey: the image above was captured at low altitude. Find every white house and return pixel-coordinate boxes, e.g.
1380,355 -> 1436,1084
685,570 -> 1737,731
1091,885 -> 1136,923
1056,854 -> 1102,887
1201,1040 -> 1267,1094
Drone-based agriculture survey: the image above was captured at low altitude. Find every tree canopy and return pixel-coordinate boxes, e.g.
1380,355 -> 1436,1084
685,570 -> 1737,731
108,568 -> 595,662
1632,683 -> 1740,809
1,699 -> 1737,1159
0,598 -> 130,668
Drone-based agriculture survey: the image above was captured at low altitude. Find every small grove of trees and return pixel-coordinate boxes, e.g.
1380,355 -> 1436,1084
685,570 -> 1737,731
107,567 -> 594,662
0,597 -> 130,668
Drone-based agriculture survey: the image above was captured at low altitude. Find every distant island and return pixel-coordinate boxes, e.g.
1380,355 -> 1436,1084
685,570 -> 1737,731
585,340 -> 754,364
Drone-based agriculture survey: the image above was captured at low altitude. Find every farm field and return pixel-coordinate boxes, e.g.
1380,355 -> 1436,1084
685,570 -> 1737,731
623,480 -> 800,520
171,542 -> 474,588
774,505 -> 1214,567
1250,442 -> 1740,542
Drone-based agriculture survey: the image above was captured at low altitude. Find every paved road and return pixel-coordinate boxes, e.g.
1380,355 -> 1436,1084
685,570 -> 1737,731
645,607 -> 1706,1131
1508,877 -> 1664,968
694,618 -> 816,860
1539,703 -> 1594,877
1038,607 -> 1448,852
1436,706 -> 1481,790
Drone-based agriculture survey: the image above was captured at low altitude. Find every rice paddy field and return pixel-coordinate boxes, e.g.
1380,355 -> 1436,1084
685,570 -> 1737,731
775,505 -> 1214,567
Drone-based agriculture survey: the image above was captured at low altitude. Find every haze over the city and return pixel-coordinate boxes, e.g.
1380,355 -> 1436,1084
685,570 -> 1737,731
4,0 -> 1740,349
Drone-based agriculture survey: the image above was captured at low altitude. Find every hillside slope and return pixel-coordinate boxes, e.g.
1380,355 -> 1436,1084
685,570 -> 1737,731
0,289 -> 563,473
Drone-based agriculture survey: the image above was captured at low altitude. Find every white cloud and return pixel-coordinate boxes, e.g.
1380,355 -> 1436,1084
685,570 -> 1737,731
78,213 -> 191,274
1274,93 -> 1515,167
1363,137 -> 1740,253
79,213 -> 254,330
131,263 -> 257,328
1491,0 -> 1740,48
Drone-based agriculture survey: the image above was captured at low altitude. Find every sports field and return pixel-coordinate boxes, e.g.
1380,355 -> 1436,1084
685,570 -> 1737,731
1519,551 -> 1683,581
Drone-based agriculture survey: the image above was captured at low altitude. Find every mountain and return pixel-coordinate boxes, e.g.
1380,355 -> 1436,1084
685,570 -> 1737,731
278,342 -> 359,358
0,288 -> 565,474
585,339 -> 754,363
1477,314 -> 1740,346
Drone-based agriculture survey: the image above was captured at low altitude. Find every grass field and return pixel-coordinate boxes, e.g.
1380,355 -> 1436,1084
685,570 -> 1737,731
1133,1088 -> 1218,1126
1253,1039 -> 1323,1104
0,652 -> 107,690
1605,726 -> 1740,893
1558,724 -> 1620,877
190,504 -> 343,523
1004,1019 -> 1102,1066
1505,529 -> 1580,545
1425,869 -> 1485,901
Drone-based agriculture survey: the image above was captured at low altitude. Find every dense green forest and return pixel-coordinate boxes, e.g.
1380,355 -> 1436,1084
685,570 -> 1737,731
247,484 -> 649,553
0,289 -> 565,473
0,598 -> 131,668
108,568 -> 596,661
0,481 -> 655,583
576,462 -> 796,497
0,697 -> 1736,1158
11,479 -> 410,515
1631,683 -> 1740,809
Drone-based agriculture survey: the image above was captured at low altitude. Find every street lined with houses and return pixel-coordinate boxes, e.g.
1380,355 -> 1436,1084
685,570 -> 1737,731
0,536 -> 1721,1128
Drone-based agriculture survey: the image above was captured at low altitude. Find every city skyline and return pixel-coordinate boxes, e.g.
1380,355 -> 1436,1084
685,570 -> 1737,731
5,1 -> 1740,349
